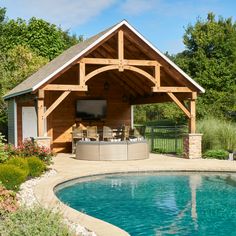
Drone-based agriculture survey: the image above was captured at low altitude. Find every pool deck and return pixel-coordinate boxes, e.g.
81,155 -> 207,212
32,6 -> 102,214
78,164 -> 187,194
34,153 -> 236,236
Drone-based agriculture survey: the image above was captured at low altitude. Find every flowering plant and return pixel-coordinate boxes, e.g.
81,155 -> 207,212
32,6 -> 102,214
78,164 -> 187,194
5,139 -> 54,164
0,184 -> 18,217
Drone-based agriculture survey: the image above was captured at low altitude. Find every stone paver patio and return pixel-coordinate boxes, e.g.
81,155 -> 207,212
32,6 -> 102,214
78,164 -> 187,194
34,154 -> 236,236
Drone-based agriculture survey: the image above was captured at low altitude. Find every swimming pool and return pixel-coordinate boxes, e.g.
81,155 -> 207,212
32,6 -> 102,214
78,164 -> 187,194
55,172 -> 236,236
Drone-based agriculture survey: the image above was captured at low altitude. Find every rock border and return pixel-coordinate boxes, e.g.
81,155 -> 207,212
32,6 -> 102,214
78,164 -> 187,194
17,169 -> 96,236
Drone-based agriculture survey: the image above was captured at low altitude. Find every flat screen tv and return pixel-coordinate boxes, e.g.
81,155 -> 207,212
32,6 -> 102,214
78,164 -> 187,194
76,100 -> 107,120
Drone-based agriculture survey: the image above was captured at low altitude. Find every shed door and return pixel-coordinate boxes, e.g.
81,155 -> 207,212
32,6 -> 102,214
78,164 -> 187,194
22,107 -> 47,140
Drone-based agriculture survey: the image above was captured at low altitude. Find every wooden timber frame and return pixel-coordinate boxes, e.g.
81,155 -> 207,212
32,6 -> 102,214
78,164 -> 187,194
36,28 -> 199,141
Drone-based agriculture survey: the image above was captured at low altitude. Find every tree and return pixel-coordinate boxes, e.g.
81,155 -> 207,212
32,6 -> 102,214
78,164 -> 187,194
0,7 -> 6,24
1,45 -> 48,91
134,14 -> 236,124
0,17 -> 81,60
0,45 -> 48,124
0,7 -> 83,60
0,7 -> 83,127
133,103 -> 185,124
174,13 -> 236,118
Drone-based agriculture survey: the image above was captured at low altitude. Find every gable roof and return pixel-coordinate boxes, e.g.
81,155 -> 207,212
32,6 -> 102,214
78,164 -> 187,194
4,20 -> 205,100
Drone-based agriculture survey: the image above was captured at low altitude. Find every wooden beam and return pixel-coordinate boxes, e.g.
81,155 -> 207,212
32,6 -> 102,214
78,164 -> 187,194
43,91 -> 70,119
153,86 -> 192,93
125,59 -> 160,66
43,84 -> 87,91
80,58 -> 159,66
167,92 -> 191,118
191,92 -> 197,100
118,30 -> 124,71
80,62 -> 85,86
81,58 -> 117,65
155,64 -> 160,88
38,89 -> 44,99
118,30 -> 124,60
37,89 -> 44,136
189,99 -> 196,133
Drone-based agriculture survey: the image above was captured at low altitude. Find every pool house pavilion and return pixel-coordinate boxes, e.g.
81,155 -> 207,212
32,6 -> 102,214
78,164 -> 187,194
4,20 -> 204,159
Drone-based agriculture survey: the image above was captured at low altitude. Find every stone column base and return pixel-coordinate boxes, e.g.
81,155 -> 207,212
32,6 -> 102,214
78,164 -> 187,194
35,137 -> 51,149
183,133 -> 202,159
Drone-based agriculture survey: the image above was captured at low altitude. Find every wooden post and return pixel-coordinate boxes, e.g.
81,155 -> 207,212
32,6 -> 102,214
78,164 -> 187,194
79,62 -> 86,88
118,30 -> 124,71
37,89 -> 44,137
155,64 -> 160,88
189,99 -> 196,133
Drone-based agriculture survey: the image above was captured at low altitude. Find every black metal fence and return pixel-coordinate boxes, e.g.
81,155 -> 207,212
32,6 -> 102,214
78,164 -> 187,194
145,125 -> 187,154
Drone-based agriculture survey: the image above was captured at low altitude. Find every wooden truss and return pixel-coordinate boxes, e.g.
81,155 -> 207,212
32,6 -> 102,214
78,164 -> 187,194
37,29 -> 197,136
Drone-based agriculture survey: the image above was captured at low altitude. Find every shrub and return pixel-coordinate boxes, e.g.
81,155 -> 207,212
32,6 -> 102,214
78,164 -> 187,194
216,121 -> 236,152
0,165 -> 28,191
4,144 -> 17,158
5,158 -> 29,176
203,149 -> 229,160
197,117 -> 220,151
0,133 -> 8,163
0,206 -> 74,236
27,157 -> 47,177
6,139 -> 54,164
197,117 -> 236,152
0,184 -> 18,218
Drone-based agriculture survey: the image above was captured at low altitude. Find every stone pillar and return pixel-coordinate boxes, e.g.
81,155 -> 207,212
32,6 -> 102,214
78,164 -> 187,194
184,133 -> 202,159
35,136 -> 51,149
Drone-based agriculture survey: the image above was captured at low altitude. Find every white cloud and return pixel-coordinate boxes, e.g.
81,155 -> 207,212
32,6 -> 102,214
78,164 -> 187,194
120,0 -> 222,19
121,0 -> 157,15
4,0 -> 116,29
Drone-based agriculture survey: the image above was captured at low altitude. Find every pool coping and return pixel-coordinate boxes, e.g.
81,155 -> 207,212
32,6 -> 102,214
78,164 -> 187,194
33,153 -> 236,236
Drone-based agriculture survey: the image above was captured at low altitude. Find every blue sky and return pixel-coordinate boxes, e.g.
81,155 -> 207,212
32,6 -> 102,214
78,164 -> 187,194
1,0 -> 235,54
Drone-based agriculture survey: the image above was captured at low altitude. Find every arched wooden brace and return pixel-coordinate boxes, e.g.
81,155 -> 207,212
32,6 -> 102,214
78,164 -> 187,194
123,65 -> 156,85
84,65 -> 119,83
83,64 -> 156,86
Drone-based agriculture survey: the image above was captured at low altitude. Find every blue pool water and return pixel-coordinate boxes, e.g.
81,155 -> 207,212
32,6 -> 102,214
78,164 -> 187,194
56,173 -> 236,236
